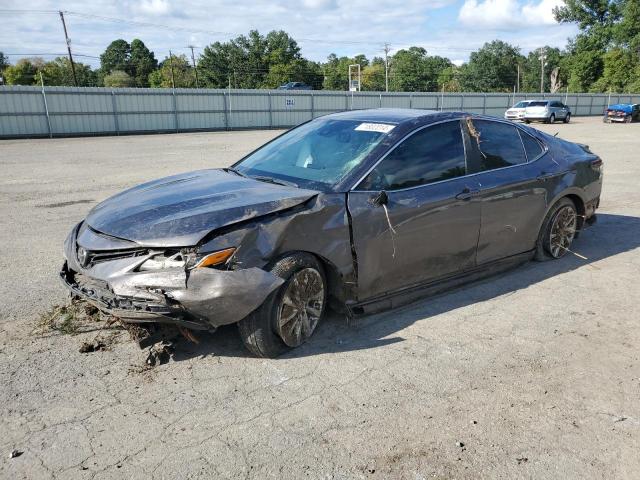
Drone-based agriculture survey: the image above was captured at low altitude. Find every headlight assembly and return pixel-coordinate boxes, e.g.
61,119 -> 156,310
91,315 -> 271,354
138,248 -> 236,271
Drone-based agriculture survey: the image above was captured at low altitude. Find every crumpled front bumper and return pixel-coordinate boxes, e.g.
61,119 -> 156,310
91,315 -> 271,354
60,224 -> 284,330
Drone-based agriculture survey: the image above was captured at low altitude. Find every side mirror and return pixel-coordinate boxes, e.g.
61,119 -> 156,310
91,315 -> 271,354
369,190 -> 389,207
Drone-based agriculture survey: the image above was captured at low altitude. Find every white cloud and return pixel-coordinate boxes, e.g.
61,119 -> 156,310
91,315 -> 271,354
135,0 -> 174,16
0,0 -> 577,68
301,0 -> 338,9
458,0 -> 520,28
459,0 -> 564,28
522,0 -> 563,24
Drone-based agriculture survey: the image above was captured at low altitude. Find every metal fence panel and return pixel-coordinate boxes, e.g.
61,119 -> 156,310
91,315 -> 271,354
1,86 -> 639,138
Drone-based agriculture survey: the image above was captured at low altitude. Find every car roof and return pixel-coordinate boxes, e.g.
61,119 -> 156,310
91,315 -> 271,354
321,108 -> 459,126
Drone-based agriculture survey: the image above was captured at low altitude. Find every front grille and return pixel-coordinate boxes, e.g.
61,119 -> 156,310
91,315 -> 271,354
81,248 -> 148,267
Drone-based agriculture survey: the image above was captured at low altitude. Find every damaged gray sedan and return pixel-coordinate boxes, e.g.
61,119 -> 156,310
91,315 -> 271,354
61,109 -> 603,357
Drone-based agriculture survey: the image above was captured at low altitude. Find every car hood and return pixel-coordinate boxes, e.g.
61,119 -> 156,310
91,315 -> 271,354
85,169 -> 318,247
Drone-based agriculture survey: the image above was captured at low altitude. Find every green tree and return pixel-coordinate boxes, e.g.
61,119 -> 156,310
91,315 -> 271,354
461,40 -> 523,92
322,54 -> 368,90
362,62 -> 386,91
389,47 -> 451,92
3,58 -> 44,85
0,52 -> 9,76
129,39 -> 157,87
103,70 -> 134,87
590,47 -> 635,91
438,66 -> 463,92
39,57 -> 97,87
199,30 -> 306,89
521,47 -> 566,92
614,0 -> 640,63
264,30 -> 301,66
149,55 -> 196,88
100,40 -> 131,75
554,0 -> 623,50
565,49 -> 605,91
263,59 -> 323,89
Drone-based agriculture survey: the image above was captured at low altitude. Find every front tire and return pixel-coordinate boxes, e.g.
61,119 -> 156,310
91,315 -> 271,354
563,113 -> 571,123
534,198 -> 578,261
237,252 -> 327,358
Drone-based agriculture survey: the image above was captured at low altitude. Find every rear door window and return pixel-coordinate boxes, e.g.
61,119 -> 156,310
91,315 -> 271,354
359,120 -> 466,191
466,119 -> 527,172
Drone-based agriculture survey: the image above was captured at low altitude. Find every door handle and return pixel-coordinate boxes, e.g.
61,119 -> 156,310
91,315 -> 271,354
536,171 -> 560,181
456,186 -> 479,200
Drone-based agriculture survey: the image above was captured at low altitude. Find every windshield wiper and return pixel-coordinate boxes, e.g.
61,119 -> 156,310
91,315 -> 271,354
252,175 -> 299,188
223,167 -> 248,178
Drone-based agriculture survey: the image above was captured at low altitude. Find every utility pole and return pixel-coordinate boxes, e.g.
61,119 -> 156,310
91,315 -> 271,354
383,43 -> 391,92
538,47 -> 547,94
188,45 -> 199,88
58,11 -> 78,86
516,64 -> 520,93
168,50 -> 176,89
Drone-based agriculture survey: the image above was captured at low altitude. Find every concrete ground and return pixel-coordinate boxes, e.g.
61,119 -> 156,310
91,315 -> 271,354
0,117 -> 638,479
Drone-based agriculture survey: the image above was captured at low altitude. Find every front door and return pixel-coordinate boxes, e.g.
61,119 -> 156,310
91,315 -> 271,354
347,120 -> 481,301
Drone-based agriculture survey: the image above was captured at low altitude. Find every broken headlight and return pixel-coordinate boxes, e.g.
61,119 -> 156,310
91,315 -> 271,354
138,248 -> 236,271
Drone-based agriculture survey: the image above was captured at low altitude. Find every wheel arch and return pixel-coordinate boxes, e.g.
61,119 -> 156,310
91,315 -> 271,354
541,189 -> 586,238
266,249 -> 350,313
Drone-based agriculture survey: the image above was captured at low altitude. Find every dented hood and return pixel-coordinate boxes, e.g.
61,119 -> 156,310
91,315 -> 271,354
85,169 -> 318,247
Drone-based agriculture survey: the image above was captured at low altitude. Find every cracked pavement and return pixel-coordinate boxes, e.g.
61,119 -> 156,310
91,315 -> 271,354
1,118 -> 639,479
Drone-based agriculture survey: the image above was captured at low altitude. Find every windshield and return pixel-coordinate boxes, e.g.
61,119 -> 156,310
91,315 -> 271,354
234,118 -> 392,189
514,101 -> 530,108
528,101 -> 548,107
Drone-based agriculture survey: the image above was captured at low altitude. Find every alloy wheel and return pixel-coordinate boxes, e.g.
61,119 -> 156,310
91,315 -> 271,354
276,268 -> 325,347
549,206 -> 577,258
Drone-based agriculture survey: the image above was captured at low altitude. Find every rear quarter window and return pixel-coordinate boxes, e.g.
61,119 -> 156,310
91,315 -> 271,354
518,130 -> 544,161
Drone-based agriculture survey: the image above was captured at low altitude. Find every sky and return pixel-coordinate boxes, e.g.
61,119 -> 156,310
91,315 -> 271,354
1,0 -> 578,68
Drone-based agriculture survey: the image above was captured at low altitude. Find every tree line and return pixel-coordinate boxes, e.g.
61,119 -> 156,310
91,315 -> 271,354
1,0 -> 639,93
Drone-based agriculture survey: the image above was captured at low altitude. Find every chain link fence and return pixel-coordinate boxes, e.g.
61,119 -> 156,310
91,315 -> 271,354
1,85 -> 639,138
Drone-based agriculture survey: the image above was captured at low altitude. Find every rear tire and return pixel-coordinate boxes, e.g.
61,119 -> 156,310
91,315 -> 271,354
237,252 -> 327,358
534,198 -> 578,261
547,114 -> 556,124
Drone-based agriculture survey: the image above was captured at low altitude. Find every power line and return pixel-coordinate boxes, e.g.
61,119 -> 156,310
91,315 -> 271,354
3,53 -> 100,59
0,9 -> 391,47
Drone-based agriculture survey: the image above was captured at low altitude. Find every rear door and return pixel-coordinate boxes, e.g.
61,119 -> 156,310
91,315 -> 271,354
464,118 -> 548,264
347,120 -> 481,301
554,101 -> 569,119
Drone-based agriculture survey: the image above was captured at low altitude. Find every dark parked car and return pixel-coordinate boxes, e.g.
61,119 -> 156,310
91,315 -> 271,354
603,103 -> 640,123
61,109 -> 603,357
277,81 -> 313,90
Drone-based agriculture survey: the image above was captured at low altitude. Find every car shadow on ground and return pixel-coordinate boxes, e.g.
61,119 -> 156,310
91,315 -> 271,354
169,213 -> 640,361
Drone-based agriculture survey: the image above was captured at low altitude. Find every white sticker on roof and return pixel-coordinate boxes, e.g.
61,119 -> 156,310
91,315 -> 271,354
354,123 -> 395,133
